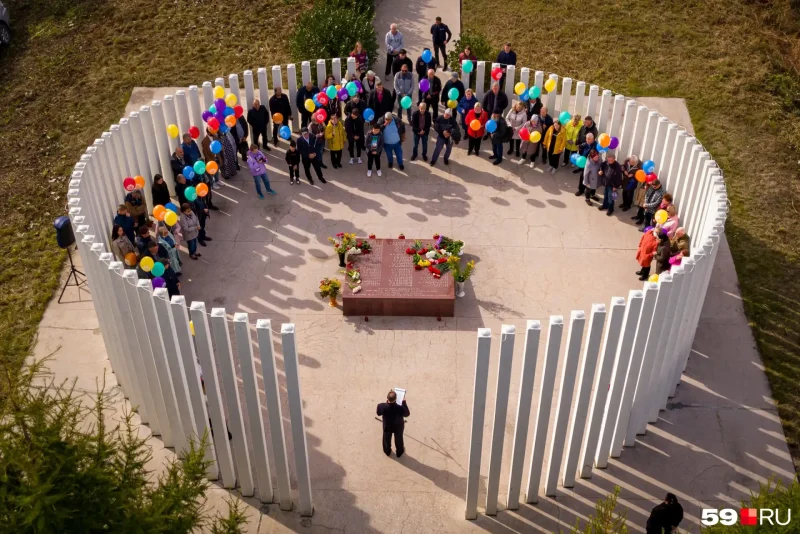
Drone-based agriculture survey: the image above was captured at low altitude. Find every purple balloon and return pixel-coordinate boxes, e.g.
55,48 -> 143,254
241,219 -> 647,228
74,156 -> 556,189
201,110 -> 212,122
354,80 -> 362,91
215,111 -> 225,123
151,276 -> 166,288
337,87 -> 349,100
419,79 -> 430,92
215,98 -> 226,111
609,136 -> 619,150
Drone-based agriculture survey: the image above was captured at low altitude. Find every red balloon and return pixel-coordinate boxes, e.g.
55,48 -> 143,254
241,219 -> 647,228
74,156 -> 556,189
234,105 -> 244,118
207,117 -> 220,130
316,109 -> 327,123
491,67 -> 503,81
188,125 -> 200,139
646,173 -> 658,183
318,93 -> 329,106
123,177 -> 136,191
519,128 -> 530,141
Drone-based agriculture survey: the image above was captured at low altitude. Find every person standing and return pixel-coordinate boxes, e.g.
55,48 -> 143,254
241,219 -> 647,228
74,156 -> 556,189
646,493 -> 684,534
296,80 -> 320,128
564,114 -> 582,167
324,114 -> 346,169
297,128 -> 326,184
157,223 -> 182,275
505,101 -> 527,157
495,42 -> 517,86
543,120 -> 567,174
489,110 -> 508,165
416,48 -> 436,81
420,69 -> 442,120
179,203 -> 201,260
170,146 -> 189,178
621,155 -> 642,212
268,87 -> 292,146
430,17 -> 452,70
201,129 -> 222,190
636,226 -> 660,281
443,71 -> 465,108
247,99 -> 271,151
111,224 -> 136,263
482,81 -> 509,118
151,174 -> 171,207
232,114 -> 250,168
382,112 -> 405,170
181,134 -> 202,166
391,49 -> 413,78
363,70 -> 378,93
345,108 -> 365,164
367,79 -> 395,123
430,108 -> 458,166
114,205 -> 136,244
598,151 -> 623,215
285,139 -> 301,185
220,129 -> 239,179
537,106 -> 554,165
458,46 -> 477,73
366,122 -> 384,177
309,118 -> 328,169
465,102 -> 488,156
376,390 -> 410,457
344,92 -> 367,117
411,102 -> 432,162
246,143 -> 276,198
393,63 -> 414,123
519,115 -> 543,167
642,179 -> 664,230
384,24 -> 404,79
574,133 -> 597,189
457,87 -> 478,132
350,41 -> 368,77
573,116 -> 599,173
582,150 -> 602,205
125,189 -> 148,229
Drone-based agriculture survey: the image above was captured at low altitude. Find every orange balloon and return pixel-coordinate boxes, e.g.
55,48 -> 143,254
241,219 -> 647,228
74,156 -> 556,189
224,115 -> 236,127
153,205 -> 167,221
206,161 -> 219,175
196,183 -> 209,197
134,175 -> 146,188
273,112 -> 284,124
635,169 -> 647,182
124,252 -> 137,266
598,133 -> 611,148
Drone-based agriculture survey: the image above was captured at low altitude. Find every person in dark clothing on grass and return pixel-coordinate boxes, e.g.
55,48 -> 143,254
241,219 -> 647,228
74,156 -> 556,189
376,390 -> 410,457
495,42 -> 516,86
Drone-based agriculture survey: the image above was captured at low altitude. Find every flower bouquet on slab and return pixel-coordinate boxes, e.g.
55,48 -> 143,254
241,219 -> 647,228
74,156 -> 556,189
328,232 -> 356,267
448,256 -> 476,297
319,277 -> 342,307
437,235 -> 465,256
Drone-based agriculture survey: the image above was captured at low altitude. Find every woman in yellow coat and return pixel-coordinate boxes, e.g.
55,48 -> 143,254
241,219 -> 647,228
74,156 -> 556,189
563,114 -> 582,167
325,115 -> 347,168
543,121 -> 567,174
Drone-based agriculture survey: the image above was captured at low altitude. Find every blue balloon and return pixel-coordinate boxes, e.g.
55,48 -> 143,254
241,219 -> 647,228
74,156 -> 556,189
279,125 -> 291,139
183,165 -> 193,177
210,140 -> 222,154
597,144 -> 609,153
363,108 -> 375,122
165,202 -> 179,213
643,160 -> 656,173
219,124 -> 229,134
224,106 -> 234,117
570,153 -> 578,165
312,94 -> 321,107
485,119 -> 497,133
520,91 -> 530,102
421,49 -> 432,63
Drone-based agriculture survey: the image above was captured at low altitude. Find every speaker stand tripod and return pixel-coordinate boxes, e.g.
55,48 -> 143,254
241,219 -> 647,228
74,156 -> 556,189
58,246 -> 87,304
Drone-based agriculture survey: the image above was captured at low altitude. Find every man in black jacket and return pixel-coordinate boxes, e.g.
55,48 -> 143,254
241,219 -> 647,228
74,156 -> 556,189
430,17 -> 452,70
415,48 -> 437,81
296,127 -> 326,185
344,108 -> 365,164
419,69 -> 442,120
430,108 -> 458,166
231,115 -> 249,169
296,80 -> 320,128
482,81 -> 509,117
489,110 -> 509,165
442,71 -> 465,107
268,87 -> 292,146
376,390 -> 410,457
247,99 -> 271,151
367,79 -> 395,124
410,102 -> 432,161
391,49 -> 413,77
598,152 -> 623,216
344,92 -> 367,117
170,146 -> 189,178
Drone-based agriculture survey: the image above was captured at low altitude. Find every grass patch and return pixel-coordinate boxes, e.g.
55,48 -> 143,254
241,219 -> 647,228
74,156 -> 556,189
462,0 -> 800,469
0,0 -> 306,376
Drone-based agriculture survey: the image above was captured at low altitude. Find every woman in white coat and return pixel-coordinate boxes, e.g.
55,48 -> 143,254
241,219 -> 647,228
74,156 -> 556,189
505,101 -> 528,158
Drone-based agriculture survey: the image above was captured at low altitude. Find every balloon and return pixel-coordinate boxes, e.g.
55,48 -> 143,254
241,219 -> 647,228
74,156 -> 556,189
201,111 -> 212,122
654,209 -> 668,225
470,119 -> 481,131
209,104 -> 217,114
196,183 -> 209,197
152,276 -> 166,289
207,117 -> 220,130
215,98 -> 226,112
210,140 -> 222,154
520,91 -> 530,102
139,256 -> 154,273
461,60 -> 473,73
164,210 -> 178,226
279,125 -> 291,139
165,202 -> 179,213
124,252 -> 137,266
570,153 -> 578,165
205,161 -> 219,175
485,119 -> 497,133
215,110 -> 225,122
422,49 -> 432,63
643,160 -> 656,173
400,95 -> 412,109
225,93 -> 237,106
514,82 -> 526,96
419,79 -> 430,92
528,86 -> 541,99
273,113 -> 284,124
544,78 -> 556,92
189,320 -> 195,336
224,106 -> 234,117
219,124 -> 229,134
123,177 -> 136,191
318,93 -> 329,106
447,99 -> 457,109
183,165 -> 194,178
609,136 -> 619,150
531,131 -> 542,143
304,99 -> 315,112
134,175 -> 146,188
224,115 -> 236,128
312,94 -> 320,108
355,80 -> 363,92
188,125 -> 200,139
519,128 -> 530,141
193,160 -> 206,175
234,105 -> 244,118
185,186 -> 197,202
597,144 -> 609,153
363,108 -> 375,122
491,67 -> 503,81
153,205 -> 166,221
598,133 -> 611,148
151,261 -> 165,277
576,155 -> 587,168
442,87 -> 455,101
167,124 -> 179,138
326,85 -> 337,99
646,173 -> 658,184
635,170 -> 647,182
347,82 -> 358,97
559,111 -> 571,124
213,85 -> 225,99
338,87 -> 349,100
335,84 -> 342,91
648,274 -> 660,283
315,111 -> 327,123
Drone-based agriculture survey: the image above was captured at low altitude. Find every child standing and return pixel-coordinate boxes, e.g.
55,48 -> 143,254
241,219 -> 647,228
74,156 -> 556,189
366,123 -> 383,177
246,143 -> 276,198
285,140 -> 301,185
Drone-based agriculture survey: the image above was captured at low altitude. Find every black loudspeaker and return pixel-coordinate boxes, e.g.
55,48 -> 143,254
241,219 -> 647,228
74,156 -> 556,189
54,216 -> 76,249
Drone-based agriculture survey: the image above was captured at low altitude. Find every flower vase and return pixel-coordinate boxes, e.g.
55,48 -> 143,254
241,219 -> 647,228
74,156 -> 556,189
456,280 -> 466,298
338,252 -> 346,267
329,295 -> 338,307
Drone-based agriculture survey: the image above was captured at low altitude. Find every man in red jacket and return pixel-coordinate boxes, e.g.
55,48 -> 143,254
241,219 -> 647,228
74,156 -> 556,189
376,390 -> 410,457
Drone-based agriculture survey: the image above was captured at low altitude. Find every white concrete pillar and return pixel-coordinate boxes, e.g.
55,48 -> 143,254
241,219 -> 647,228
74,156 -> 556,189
545,74 -> 558,115
257,68 -> 269,114
585,85 -> 599,121
652,117 -> 670,171
127,113 -> 153,207
506,320 -> 541,509
563,303 -> 610,486
608,95 -> 625,140
465,328 -> 491,520
170,295 -> 218,479
226,313 -> 267,500
544,311 -> 586,496
175,90 -> 191,139
202,82 -> 214,113
683,152 -> 710,232
271,65 -> 283,91
559,78 -> 572,116
661,259 -> 693,402
525,316 -> 564,503
693,171 -> 722,241
254,318 -> 292,509
639,111 -> 660,164
112,121 -> 133,178
243,71 -> 255,114
228,74 -> 242,111
534,71 -> 544,93
628,106 -> 649,159
215,77 -> 225,90
281,324 -> 313,517
595,290 -> 644,468
485,325 -> 516,515
680,232 -> 722,372
665,132 -> 688,199
610,282 -> 659,458
288,64 -> 300,131
346,56 -> 356,79
149,102 -> 176,195
597,89 -> 612,134
504,65 -> 516,109
332,57 -> 342,83
574,81 -> 586,120
674,139 -> 699,212
120,118 -> 142,179
658,124 -> 678,190
475,61 -> 486,101
188,85 -> 204,144
106,126 -> 126,183
617,100 -> 637,159
93,137 -> 120,210
161,95 -> 180,151
519,68 -> 530,95
314,59 -> 325,87
138,107 -> 162,192
461,60 -> 471,91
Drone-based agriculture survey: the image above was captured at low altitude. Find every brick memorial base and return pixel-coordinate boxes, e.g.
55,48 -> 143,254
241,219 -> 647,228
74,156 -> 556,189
342,238 -> 455,317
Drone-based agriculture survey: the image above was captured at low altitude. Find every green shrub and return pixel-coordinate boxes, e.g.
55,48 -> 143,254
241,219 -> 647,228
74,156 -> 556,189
704,477 -> 799,533
570,486 -> 628,534
446,27 -> 496,75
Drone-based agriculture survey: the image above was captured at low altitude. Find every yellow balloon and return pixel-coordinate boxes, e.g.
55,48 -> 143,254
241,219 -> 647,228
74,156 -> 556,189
164,210 -> 178,226
225,93 -> 237,106
514,82 -> 526,96
544,78 -> 556,92
531,131 -> 542,143
139,256 -> 154,273
447,99 -> 457,109
189,320 -> 195,336
654,209 -> 668,225
304,99 -> 316,112
648,274 -> 660,283
213,86 -> 225,99
167,124 -> 179,138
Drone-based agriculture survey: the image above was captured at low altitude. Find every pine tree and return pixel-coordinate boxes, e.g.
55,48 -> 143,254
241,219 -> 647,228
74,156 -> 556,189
570,485 -> 628,534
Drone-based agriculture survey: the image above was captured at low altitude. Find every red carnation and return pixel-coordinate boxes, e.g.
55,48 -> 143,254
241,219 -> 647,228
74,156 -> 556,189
336,232 -> 344,237
437,258 -> 447,264
427,266 -> 435,272
414,264 -> 423,270
347,262 -> 354,269
432,267 -> 441,275
357,241 -> 362,247
398,233 -> 405,239
420,248 -> 428,254
433,233 -> 440,240
369,234 -> 376,239
405,248 -> 414,254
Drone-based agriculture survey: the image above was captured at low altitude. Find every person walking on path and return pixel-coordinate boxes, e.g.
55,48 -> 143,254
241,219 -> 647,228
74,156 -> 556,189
430,17 -> 452,70
246,143 -> 276,198
269,87 -> 292,146
382,112 -> 405,170
247,99 -> 271,151
411,102 -> 432,162
384,24 -> 405,79
430,108 -> 458,166
297,128 -> 327,184
376,390 -> 410,457
646,493 -> 684,534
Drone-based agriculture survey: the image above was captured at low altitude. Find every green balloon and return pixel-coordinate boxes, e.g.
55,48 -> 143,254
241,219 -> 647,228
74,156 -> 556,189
193,160 -> 206,175
576,156 -> 587,169
448,87 -> 459,101
346,82 -> 358,97
151,261 -> 165,277
528,86 -> 541,99
400,95 -> 412,109
185,186 -> 197,201
326,85 -> 337,99
462,60 -> 473,73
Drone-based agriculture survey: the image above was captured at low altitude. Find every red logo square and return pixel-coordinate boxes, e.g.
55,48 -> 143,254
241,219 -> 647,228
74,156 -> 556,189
740,508 -> 758,526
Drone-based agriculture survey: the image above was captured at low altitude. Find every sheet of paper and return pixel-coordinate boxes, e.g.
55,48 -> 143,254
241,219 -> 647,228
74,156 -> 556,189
394,387 -> 406,405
